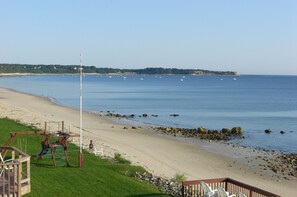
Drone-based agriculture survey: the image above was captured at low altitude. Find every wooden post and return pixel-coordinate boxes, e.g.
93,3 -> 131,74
78,152 -> 83,168
27,159 -> 31,192
64,148 -> 70,167
62,121 -> 64,132
17,163 -> 22,197
51,148 -> 56,167
12,150 -> 15,160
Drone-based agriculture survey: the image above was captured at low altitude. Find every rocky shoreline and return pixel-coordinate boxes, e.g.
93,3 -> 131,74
135,171 -> 182,196
153,126 -> 243,141
101,111 -> 297,181
102,111 -> 244,141
257,153 -> 297,179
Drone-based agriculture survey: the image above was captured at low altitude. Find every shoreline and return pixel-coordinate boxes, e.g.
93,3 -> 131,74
0,87 -> 296,196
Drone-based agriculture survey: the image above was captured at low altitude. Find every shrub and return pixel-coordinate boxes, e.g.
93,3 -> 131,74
114,153 -> 131,164
174,173 -> 186,183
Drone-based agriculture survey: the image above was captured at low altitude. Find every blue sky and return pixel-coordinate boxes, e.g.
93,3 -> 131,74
1,0 -> 296,75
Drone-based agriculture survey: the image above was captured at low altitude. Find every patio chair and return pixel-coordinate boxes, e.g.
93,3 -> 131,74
0,154 -> 14,177
93,147 -> 104,156
237,192 -> 247,197
217,187 -> 236,197
201,181 -> 218,197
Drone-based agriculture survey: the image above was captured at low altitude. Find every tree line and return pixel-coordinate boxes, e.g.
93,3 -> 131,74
0,64 -> 237,75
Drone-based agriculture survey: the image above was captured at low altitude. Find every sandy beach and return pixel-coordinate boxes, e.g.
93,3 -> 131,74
0,87 -> 296,196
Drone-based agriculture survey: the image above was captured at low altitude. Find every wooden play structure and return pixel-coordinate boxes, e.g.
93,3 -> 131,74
0,121 -> 80,196
2,121 -> 79,167
36,130 -> 79,167
0,146 -> 31,197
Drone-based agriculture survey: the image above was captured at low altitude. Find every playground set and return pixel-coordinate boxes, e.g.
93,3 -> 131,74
1,121 -> 80,167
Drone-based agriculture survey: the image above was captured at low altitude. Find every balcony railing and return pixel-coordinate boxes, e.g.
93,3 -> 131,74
0,146 -> 31,197
182,178 -> 280,197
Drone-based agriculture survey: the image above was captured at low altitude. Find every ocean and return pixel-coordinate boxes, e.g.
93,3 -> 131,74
0,74 -> 296,153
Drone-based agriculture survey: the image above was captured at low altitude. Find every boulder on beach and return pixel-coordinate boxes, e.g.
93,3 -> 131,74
222,128 -> 231,133
231,127 -> 242,135
198,127 -> 208,134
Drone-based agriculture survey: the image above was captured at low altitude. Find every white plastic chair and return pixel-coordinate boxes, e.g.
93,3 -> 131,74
201,181 -> 218,197
237,192 -> 247,197
0,154 -> 14,177
93,147 -> 104,156
217,187 -> 236,197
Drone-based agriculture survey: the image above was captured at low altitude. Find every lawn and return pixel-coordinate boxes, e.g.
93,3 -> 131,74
0,118 -> 169,197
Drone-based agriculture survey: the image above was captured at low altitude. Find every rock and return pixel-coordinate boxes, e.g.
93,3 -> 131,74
131,126 -> 137,129
265,129 -> 272,134
272,167 -> 279,173
134,171 -> 182,197
155,125 -> 244,142
222,128 -> 231,133
198,127 -> 208,134
231,127 -> 242,135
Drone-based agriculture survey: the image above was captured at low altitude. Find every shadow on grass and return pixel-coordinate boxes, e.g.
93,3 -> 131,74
31,162 -> 55,168
31,161 -> 80,168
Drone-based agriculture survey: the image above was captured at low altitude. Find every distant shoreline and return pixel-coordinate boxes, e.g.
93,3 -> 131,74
0,63 -> 238,76
0,72 -> 239,77
2,72 -> 297,77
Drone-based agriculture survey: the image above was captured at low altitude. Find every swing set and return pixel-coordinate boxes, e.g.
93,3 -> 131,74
2,121 -> 80,167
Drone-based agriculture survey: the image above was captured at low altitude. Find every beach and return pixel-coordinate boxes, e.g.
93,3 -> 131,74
0,87 -> 296,196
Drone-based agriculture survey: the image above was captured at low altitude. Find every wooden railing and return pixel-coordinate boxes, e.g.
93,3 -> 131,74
0,146 -> 31,197
182,178 -> 280,197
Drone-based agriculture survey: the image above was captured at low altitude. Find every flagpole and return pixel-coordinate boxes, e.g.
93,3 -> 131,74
78,54 -> 84,168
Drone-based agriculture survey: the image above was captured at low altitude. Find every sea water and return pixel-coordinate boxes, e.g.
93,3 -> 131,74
0,74 -> 296,153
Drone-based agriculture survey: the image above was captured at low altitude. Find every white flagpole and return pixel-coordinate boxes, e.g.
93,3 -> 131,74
78,53 -> 84,167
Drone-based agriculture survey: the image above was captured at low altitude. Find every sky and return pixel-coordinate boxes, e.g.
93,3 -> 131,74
1,0 -> 296,75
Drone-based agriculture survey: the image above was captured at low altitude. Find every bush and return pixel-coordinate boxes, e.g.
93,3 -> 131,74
174,173 -> 186,183
114,153 -> 131,164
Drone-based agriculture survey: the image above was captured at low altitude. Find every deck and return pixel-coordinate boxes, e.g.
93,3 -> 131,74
0,146 -> 31,197
182,177 -> 280,197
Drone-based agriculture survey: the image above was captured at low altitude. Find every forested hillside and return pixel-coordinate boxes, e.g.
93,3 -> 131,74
0,64 -> 237,75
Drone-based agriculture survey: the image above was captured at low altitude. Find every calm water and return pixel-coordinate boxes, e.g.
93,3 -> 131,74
0,74 -> 296,153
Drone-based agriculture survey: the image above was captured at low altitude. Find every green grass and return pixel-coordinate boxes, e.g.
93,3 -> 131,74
0,118 -> 169,197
